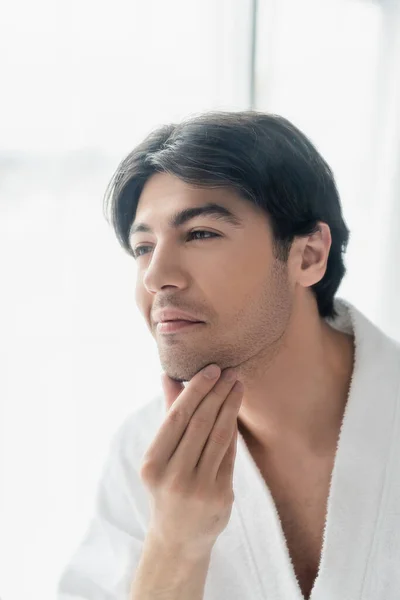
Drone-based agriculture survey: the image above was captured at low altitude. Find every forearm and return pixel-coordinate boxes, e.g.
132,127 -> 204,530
130,530 -> 212,600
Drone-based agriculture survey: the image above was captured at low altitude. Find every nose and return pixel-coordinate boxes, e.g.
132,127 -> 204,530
142,245 -> 187,293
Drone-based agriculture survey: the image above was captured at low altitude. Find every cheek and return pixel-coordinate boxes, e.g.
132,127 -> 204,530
207,251 -> 269,309
219,244 -> 270,288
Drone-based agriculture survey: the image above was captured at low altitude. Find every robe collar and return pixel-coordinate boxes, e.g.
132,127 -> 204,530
228,297 -> 400,600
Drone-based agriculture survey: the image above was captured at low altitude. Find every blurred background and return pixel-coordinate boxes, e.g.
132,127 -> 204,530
1,0 -> 399,598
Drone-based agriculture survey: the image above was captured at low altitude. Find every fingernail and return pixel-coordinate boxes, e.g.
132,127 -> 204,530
203,364 -> 220,379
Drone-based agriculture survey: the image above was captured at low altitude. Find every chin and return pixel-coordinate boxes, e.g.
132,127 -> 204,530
163,364 -> 202,385
170,374 -> 188,384
178,369 -> 197,384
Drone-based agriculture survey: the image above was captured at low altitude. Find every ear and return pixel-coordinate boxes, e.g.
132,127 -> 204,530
296,222 -> 332,288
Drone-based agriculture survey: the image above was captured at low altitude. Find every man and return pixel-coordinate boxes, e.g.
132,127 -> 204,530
57,112 -> 400,600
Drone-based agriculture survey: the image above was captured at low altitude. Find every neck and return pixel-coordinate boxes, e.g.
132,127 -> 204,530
236,296 -> 355,458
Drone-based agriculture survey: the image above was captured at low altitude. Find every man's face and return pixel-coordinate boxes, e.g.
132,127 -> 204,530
131,171 -> 295,383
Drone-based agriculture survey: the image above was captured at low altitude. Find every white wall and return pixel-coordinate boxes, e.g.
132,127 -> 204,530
255,0 -> 384,320
1,1 -> 399,599
0,2 -> 253,599
254,0 -> 400,337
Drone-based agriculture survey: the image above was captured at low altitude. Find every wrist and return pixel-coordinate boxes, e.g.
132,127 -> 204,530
146,527 -> 214,563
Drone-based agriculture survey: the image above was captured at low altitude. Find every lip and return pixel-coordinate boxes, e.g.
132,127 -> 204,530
157,320 -> 204,334
153,309 -> 204,324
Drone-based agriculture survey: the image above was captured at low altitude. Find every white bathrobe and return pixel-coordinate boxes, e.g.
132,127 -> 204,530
56,297 -> 400,600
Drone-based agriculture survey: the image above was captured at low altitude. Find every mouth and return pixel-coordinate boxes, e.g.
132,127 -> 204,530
157,320 -> 205,334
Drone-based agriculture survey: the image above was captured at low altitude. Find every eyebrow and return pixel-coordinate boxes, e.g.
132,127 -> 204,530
129,202 -> 244,238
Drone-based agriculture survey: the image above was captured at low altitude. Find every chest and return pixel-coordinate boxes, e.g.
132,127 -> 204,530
254,452 -> 335,600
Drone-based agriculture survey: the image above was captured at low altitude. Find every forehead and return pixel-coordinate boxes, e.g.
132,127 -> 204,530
136,171 -> 247,215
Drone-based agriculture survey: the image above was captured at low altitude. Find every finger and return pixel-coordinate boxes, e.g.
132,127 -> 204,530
217,418 -> 239,490
142,365 -> 221,469
165,365 -> 221,417
169,370 -> 239,474
197,380 -> 243,481
161,372 -> 184,412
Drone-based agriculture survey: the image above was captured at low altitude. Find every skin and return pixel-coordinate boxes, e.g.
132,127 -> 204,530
131,171 -> 355,464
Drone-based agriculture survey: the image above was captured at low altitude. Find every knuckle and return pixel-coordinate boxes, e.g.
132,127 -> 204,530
193,485 -> 213,504
167,405 -> 190,424
214,491 -> 233,511
209,386 -> 227,402
190,412 -> 212,430
139,460 -> 158,481
209,425 -> 231,445
224,492 -> 235,507
192,376 -> 212,393
167,475 -> 190,496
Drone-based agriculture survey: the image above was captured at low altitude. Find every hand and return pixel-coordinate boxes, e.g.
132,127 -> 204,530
139,364 -> 243,558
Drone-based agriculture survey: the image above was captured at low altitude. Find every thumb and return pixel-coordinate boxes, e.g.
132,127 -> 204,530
161,371 -> 185,412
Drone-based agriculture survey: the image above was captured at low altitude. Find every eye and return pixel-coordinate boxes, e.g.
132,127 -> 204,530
132,230 -> 220,259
